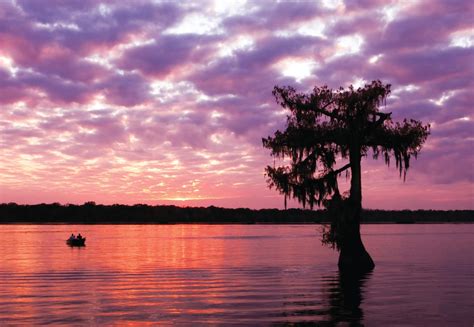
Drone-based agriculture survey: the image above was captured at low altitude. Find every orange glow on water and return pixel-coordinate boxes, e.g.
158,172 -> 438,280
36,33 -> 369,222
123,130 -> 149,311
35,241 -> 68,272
1,225 -> 473,324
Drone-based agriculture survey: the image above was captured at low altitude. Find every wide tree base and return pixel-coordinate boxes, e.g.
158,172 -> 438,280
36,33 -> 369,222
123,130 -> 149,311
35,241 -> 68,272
338,249 -> 375,272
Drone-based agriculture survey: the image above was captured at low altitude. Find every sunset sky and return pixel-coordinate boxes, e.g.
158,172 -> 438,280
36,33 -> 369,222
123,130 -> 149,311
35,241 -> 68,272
0,0 -> 472,209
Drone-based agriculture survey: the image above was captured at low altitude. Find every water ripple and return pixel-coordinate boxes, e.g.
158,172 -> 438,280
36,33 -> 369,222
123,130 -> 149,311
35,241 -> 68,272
0,224 -> 472,325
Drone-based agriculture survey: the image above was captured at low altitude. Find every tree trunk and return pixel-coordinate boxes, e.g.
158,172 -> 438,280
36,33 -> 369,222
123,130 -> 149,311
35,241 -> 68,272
338,149 -> 375,272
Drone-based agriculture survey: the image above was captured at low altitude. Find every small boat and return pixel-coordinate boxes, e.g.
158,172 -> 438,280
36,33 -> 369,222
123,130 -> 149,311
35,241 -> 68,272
66,238 -> 86,246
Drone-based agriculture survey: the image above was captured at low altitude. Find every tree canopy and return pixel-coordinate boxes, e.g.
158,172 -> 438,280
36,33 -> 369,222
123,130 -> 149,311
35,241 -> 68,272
262,80 -> 430,210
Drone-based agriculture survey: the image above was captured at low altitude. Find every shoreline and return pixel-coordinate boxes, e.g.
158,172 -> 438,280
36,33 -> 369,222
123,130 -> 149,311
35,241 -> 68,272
1,203 -> 472,224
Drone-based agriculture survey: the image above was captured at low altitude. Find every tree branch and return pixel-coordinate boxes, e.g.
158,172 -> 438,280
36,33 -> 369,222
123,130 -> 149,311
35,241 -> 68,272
374,112 -> 391,126
332,163 -> 351,175
316,100 -> 340,121
368,111 -> 392,131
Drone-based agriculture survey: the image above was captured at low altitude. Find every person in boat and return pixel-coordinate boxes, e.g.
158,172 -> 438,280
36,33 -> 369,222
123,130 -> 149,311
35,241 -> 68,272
77,233 -> 83,240
68,233 -> 76,241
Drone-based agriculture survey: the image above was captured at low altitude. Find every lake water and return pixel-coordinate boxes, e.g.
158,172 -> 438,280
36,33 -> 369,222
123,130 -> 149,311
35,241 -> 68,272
0,224 -> 472,325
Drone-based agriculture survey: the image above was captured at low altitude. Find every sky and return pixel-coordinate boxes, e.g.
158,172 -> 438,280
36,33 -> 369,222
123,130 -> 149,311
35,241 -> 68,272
0,0 -> 473,210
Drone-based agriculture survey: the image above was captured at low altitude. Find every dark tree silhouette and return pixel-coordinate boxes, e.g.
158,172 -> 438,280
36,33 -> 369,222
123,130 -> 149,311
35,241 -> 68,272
263,80 -> 430,271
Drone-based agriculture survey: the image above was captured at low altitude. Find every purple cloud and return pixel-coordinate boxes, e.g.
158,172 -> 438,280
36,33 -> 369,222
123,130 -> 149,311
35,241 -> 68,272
118,34 -> 218,77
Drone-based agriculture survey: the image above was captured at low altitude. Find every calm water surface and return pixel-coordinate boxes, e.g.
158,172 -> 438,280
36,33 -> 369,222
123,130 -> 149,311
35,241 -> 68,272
0,224 -> 473,325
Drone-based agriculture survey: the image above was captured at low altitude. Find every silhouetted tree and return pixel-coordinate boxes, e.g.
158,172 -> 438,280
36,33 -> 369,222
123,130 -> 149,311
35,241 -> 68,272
263,80 -> 430,271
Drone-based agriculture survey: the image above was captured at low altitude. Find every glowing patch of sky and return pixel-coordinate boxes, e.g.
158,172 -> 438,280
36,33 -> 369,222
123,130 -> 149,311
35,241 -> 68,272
430,91 -> 457,106
277,58 -> 317,82
391,84 -> 420,98
0,55 -> 19,76
217,36 -> 255,57
213,0 -> 253,17
450,29 -> 474,48
150,80 -> 202,103
321,0 -> 344,10
98,3 -> 112,16
332,34 -> 364,58
35,22 -> 80,31
87,95 -> 108,111
351,78 -> 368,89
297,19 -> 327,38
368,54 -> 383,64
165,13 -> 223,35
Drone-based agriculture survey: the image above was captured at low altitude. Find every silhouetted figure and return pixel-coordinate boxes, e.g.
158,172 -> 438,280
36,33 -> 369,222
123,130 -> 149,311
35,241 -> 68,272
66,233 -> 85,246
263,80 -> 430,271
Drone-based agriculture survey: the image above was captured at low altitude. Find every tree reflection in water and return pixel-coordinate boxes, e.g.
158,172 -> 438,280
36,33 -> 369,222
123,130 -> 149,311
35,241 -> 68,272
279,270 -> 372,326
323,270 -> 372,326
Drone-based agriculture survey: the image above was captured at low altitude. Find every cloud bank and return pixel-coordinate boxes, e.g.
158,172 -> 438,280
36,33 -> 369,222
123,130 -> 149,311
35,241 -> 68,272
1,0 -> 473,209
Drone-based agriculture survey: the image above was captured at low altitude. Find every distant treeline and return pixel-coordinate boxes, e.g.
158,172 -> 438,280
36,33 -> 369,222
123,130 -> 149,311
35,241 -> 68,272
0,202 -> 472,224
